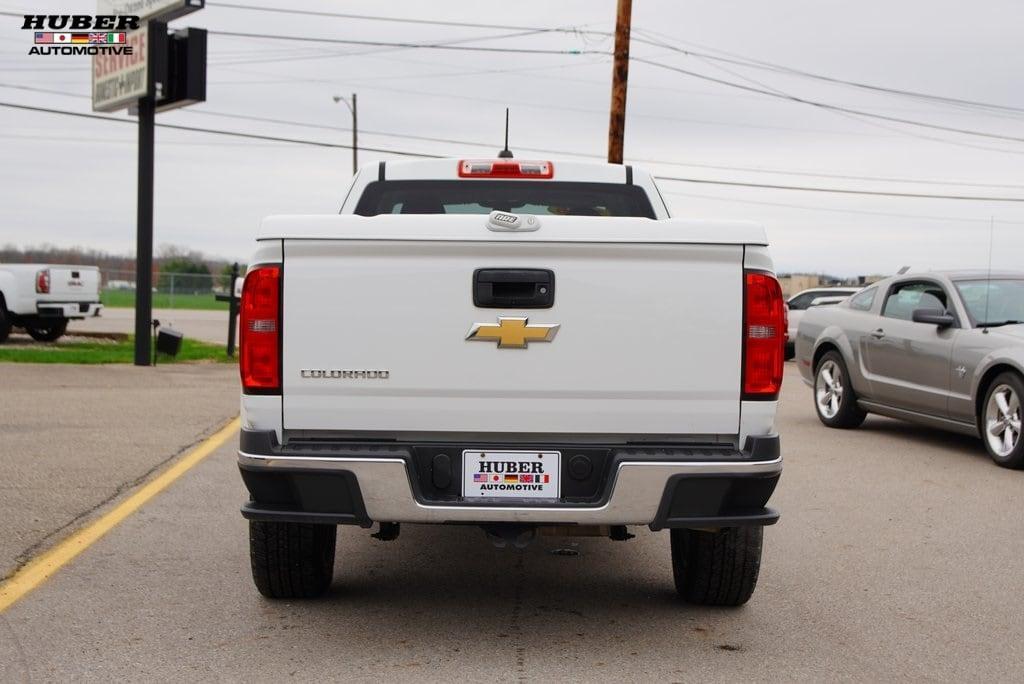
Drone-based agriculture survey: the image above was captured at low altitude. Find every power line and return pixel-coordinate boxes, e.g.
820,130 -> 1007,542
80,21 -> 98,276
203,30 -> 1024,146
660,189 -> 1024,226
16,3 -> 1021,123
3,85 -> 1024,192
208,2 -> 603,34
184,108 -> 1024,190
207,27 -> 583,68
4,100 -> 1023,201
209,29 -> 599,56
654,175 -> 1024,202
0,101 -> 441,157
631,28 -> 1024,117
207,4 -> 1024,118
680,49 -> 1024,158
212,66 -> 897,138
633,57 -> 1024,146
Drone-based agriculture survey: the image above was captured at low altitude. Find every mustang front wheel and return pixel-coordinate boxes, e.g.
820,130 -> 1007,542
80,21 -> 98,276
982,373 -> 1024,468
814,351 -> 866,429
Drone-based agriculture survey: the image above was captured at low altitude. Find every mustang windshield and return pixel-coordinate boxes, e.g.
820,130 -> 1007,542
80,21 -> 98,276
955,279 -> 1024,327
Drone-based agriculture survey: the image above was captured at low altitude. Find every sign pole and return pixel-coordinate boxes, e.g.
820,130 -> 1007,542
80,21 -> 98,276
227,262 -> 239,357
134,93 -> 155,366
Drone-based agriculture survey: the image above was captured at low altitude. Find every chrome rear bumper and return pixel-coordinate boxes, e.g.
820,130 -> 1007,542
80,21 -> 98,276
238,448 -> 781,528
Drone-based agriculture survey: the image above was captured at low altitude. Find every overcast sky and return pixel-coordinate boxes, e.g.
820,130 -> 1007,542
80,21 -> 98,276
1,0 -> 1023,275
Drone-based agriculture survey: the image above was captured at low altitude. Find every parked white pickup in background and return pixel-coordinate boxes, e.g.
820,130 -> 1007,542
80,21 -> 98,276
0,263 -> 102,343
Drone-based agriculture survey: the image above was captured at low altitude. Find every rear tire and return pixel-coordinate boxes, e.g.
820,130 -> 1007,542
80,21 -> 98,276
814,350 -> 867,429
249,520 -> 337,599
671,526 -> 763,606
26,318 -> 68,342
980,372 -> 1024,469
0,301 -> 10,344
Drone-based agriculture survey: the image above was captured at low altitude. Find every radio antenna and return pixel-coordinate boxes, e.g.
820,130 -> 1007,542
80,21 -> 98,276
982,217 -> 994,333
498,108 -> 513,158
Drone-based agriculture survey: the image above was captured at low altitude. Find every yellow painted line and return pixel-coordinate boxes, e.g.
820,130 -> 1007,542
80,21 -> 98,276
0,416 -> 240,614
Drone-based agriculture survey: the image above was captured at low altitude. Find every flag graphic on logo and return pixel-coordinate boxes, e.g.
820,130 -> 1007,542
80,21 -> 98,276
473,473 -> 488,483
504,474 -> 518,484
541,474 -> 550,483
34,32 -> 126,45
492,475 -> 500,482
519,474 -> 534,483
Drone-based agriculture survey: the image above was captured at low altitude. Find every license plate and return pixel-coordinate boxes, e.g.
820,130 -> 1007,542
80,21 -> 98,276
462,450 -> 561,499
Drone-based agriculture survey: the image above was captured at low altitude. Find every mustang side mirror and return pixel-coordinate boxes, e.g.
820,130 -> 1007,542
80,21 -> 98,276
912,308 -> 955,328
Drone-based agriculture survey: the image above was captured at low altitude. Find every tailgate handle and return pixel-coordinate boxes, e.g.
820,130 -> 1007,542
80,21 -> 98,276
473,268 -> 555,309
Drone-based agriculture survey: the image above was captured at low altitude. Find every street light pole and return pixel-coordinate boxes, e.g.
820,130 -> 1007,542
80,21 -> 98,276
332,93 -> 358,175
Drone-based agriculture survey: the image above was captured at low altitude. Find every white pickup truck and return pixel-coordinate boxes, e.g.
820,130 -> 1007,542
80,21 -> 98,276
0,264 -> 102,342
237,158 -> 785,606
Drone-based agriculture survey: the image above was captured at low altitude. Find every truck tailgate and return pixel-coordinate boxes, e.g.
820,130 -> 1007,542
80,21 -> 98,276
276,216 -> 752,437
43,266 -> 100,301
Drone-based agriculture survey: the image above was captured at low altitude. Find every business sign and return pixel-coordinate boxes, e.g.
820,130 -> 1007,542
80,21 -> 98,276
92,25 -> 151,112
91,0 -> 201,111
98,0 -> 204,22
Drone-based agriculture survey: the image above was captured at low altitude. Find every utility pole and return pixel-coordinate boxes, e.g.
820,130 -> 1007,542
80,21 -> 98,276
332,93 -> 358,174
607,0 -> 632,164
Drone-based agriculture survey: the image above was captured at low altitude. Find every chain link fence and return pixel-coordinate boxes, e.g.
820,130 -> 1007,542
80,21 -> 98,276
100,270 -> 233,311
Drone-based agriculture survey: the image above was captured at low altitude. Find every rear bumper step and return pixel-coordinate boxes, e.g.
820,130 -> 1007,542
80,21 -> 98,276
36,302 -> 102,319
238,430 -> 781,529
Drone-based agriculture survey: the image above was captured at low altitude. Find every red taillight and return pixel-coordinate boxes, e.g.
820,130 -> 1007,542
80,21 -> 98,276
36,269 -> 50,294
458,159 -> 553,179
240,264 -> 281,394
743,271 -> 785,399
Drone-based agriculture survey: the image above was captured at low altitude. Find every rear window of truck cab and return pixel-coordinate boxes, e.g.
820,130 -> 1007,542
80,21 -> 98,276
354,180 -> 657,218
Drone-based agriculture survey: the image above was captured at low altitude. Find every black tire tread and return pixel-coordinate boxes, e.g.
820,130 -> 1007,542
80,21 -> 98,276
671,526 -> 763,606
0,298 -> 10,344
249,520 -> 336,599
26,318 -> 68,342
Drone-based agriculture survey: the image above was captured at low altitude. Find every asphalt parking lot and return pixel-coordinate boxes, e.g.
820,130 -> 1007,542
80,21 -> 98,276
0,363 -> 238,579
2,364 -> 1023,682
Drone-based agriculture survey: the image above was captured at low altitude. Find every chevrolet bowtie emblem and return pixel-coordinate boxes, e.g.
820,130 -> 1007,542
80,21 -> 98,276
466,316 -> 560,349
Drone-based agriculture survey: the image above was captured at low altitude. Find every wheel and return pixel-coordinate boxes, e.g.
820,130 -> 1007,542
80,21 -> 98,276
26,318 -> 68,342
784,342 -> 795,361
670,527 -> 763,606
249,520 -> 337,599
981,373 -> 1024,469
814,351 -> 867,429
0,301 -> 10,344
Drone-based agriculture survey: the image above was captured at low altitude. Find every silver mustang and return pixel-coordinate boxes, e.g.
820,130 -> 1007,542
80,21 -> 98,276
795,270 -> 1024,468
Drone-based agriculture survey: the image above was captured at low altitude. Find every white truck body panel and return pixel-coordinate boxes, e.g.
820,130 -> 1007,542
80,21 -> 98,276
270,214 -> 764,437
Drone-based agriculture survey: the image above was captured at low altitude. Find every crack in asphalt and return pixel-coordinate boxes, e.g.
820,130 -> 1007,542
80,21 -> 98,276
509,551 -> 527,683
